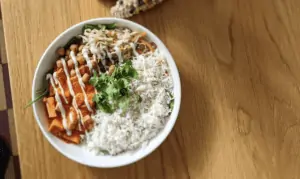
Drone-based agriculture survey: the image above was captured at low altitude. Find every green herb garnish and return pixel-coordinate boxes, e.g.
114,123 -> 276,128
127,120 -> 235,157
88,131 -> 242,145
100,149 -> 109,155
166,90 -> 174,110
90,61 -> 139,113
93,93 -> 114,113
35,87 -> 47,94
25,89 -> 48,108
169,99 -> 174,110
103,23 -> 117,30
82,23 -> 117,33
82,24 -> 101,33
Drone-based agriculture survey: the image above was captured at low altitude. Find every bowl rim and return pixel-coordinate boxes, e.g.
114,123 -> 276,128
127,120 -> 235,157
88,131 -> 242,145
32,17 -> 181,168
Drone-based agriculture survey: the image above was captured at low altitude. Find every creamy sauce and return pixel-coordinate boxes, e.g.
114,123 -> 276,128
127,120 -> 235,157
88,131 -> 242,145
83,92 -> 93,112
69,112 -> 74,123
72,98 -> 81,121
53,72 -> 68,104
134,34 -> 141,43
90,43 -> 105,60
46,74 -> 72,136
78,122 -> 82,131
114,44 -> 123,63
90,43 -> 98,56
98,47 -> 107,67
61,58 -> 75,97
99,44 -> 107,59
61,57 -> 83,124
70,51 -> 86,88
130,43 -> 139,57
82,48 -> 93,71
70,51 -> 93,112
89,44 -> 102,73
104,46 -> 113,63
92,54 -> 101,73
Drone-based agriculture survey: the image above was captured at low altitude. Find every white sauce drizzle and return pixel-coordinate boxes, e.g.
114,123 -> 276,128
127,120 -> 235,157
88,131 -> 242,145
114,41 -> 123,63
72,99 -> 81,121
134,34 -> 141,43
91,47 -> 108,72
78,122 -> 82,131
130,43 -> 139,57
46,74 -> 71,136
90,43 -> 103,60
61,58 -> 75,97
93,54 -> 101,73
70,51 -> 86,88
104,46 -> 113,63
53,72 -> 68,104
82,48 -> 93,71
69,112 -> 74,123
70,51 -> 93,112
61,57 -> 82,124
99,44 -> 107,59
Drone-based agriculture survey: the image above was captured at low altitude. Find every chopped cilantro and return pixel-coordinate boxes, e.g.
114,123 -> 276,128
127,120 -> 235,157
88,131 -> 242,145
111,61 -> 138,79
82,23 -> 117,33
100,149 -> 109,155
103,23 -> 117,30
25,88 -> 48,108
90,61 -> 139,113
166,90 -> 174,110
93,93 -> 114,113
169,99 -> 174,110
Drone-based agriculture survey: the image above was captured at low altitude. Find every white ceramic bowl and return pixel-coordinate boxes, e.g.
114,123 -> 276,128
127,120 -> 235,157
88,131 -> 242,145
32,18 -> 181,168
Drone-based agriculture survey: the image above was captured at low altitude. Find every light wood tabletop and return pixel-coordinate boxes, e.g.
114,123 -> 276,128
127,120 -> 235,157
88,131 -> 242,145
2,0 -> 300,178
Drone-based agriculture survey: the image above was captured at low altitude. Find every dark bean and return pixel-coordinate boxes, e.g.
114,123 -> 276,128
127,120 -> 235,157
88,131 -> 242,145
138,0 -> 145,5
111,53 -> 119,64
98,61 -> 106,73
129,6 -> 135,14
120,88 -> 128,96
105,58 -> 112,66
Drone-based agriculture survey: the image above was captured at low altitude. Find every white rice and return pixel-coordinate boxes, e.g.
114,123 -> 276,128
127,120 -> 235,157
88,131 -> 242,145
84,50 -> 173,155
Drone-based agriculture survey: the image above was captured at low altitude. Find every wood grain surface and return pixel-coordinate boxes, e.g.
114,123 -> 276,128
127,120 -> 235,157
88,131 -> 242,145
2,0 -> 300,178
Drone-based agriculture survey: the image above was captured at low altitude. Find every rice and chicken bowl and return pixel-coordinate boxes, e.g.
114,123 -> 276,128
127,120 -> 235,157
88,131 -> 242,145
30,23 -> 174,155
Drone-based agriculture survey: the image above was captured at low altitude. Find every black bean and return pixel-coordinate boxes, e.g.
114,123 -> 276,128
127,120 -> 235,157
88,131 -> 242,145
98,60 -> 106,73
129,6 -> 135,14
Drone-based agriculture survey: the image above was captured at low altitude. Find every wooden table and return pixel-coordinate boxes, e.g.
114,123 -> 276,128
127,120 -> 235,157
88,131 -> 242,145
2,0 -> 300,178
